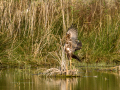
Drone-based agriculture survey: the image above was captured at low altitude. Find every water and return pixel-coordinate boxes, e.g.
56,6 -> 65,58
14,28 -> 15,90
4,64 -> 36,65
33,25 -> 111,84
0,68 -> 120,90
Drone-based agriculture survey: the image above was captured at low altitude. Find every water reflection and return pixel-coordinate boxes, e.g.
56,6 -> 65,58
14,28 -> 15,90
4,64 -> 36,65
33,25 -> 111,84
0,68 -> 120,90
34,77 -> 78,90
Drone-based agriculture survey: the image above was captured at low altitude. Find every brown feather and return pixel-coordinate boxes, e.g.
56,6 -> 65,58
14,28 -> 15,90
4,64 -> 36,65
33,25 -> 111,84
64,25 -> 82,61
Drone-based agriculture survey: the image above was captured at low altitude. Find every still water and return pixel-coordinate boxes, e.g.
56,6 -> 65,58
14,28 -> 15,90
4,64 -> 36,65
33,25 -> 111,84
0,68 -> 120,90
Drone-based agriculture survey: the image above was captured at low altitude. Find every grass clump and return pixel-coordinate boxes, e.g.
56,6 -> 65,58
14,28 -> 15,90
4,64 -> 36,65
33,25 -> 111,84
0,0 -> 120,68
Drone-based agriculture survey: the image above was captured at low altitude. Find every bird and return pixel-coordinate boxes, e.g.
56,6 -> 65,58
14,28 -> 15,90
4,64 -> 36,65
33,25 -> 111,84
64,25 -> 82,68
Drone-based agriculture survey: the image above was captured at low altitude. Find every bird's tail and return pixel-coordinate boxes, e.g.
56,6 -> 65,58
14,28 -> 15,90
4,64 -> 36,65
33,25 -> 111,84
72,54 -> 81,62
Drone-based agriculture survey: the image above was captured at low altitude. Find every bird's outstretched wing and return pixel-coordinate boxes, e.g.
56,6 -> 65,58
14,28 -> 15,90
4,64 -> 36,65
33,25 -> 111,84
75,41 -> 82,51
66,27 -> 78,41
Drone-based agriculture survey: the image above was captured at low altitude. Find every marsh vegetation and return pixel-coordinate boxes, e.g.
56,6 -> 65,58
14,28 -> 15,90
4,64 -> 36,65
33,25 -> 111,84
0,0 -> 120,68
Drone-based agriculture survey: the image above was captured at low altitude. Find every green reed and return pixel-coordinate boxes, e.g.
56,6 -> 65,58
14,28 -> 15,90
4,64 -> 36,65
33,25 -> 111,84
0,0 -> 120,67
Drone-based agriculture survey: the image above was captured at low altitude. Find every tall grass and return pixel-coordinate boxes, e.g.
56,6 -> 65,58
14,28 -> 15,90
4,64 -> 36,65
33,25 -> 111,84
0,0 -> 120,67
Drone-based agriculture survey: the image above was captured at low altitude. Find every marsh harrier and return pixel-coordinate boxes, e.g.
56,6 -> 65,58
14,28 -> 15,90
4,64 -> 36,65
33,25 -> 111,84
64,25 -> 82,67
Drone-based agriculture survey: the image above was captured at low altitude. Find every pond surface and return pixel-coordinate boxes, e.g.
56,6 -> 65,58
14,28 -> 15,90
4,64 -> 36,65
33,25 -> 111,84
0,67 -> 120,90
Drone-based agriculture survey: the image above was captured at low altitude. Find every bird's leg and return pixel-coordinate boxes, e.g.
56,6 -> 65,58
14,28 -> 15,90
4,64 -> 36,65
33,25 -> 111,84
66,54 -> 68,75
66,64 -> 68,75
70,56 -> 71,70
69,54 -> 72,70
70,41 -> 72,70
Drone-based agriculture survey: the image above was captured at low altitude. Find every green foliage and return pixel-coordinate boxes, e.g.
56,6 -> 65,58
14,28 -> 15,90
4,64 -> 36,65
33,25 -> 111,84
0,0 -> 120,67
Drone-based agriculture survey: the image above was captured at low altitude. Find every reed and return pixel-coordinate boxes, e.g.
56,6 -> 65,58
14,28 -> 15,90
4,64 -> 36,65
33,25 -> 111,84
0,0 -> 120,67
